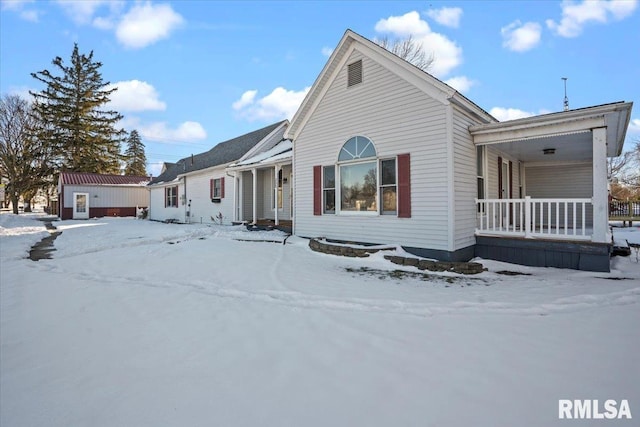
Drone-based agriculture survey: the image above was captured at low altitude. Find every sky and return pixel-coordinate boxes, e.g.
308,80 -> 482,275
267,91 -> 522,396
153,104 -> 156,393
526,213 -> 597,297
1,0 -> 639,177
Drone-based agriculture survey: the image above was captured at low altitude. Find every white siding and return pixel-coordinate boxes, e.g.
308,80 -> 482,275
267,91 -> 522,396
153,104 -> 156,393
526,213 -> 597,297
485,147 -> 521,200
241,170 -> 253,221
149,182 -> 185,223
294,49 -> 450,250
184,167 -> 234,225
63,185 -> 148,208
525,163 -> 592,198
525,162 -> 593,225
452,107 -> 484,251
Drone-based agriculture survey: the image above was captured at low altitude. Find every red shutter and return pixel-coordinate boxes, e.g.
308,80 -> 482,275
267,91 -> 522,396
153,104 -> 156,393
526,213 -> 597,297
220,177 -> 225,198
498,156 -> 503,199
313,165 -> 322,216
210,179 -> 214,199
397,153 -> 411,218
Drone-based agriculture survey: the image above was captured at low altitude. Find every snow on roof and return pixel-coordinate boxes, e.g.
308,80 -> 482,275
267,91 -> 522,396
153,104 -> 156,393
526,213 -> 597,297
231,139 -> 292,167
60,172 -> 151,186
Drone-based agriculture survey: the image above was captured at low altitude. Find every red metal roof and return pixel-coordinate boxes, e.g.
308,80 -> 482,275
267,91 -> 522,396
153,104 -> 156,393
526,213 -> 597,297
60,172 -> 151,186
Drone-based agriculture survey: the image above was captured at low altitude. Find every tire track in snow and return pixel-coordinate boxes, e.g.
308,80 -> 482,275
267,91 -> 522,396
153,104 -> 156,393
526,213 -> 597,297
30,264 -> 640,318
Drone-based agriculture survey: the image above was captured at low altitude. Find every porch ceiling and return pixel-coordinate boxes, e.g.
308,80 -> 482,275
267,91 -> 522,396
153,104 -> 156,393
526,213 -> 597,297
489,131 -> 592,163
469,101 -> 633,163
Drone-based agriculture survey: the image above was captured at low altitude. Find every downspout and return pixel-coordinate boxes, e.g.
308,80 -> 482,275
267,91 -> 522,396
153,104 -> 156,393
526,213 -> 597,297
446,102 -> 455,255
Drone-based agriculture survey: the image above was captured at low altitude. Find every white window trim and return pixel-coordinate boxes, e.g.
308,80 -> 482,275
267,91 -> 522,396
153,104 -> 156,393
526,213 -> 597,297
322,165 -> 336,214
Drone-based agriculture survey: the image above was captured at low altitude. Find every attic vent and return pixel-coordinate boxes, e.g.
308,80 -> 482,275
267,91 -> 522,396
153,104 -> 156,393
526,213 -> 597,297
347,60 -> 363,87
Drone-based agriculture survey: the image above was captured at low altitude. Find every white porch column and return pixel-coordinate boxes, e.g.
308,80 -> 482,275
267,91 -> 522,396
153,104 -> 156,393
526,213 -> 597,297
274,164 -> 280,226
238,172 -> 244,222
232,171 -> 238,222
592,127 -> 608,243
252,168 -> 257,224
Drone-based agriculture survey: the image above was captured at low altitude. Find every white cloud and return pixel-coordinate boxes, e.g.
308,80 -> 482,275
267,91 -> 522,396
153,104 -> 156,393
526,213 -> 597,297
321,46 -> 334,57
107,80 -> 166,112
628,118 -> 640,135
444,76 -> 475,93
233,87 -> 310,122
546,0 -> 638,38
19,8 -> 39,22
490,107 -> 537,121
375,10 -> 430,36
426,7 -> 463,28
232,90 -> 257,110
501,20 -> 542,52
115,1 -> 184,49
1,0 -> 33,11
1,0 -> 41,22
140,121 -> 207,142
55,0 -> 109,25
374,11 -> 463,77
7,86 -> 36,101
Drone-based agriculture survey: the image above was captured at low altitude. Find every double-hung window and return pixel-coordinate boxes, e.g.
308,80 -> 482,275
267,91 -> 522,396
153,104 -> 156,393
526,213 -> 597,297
380,158 -> 397,214
212,179 -> 222,198
323,166 -> 336,213
165,186 -> 178,208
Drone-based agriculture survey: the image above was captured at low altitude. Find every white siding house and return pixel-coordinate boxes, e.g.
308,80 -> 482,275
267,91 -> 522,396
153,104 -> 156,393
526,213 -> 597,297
58,172 -> 150,220
285,30 -> 633,271
148,121 -> 288,224
286,30 -> 494,261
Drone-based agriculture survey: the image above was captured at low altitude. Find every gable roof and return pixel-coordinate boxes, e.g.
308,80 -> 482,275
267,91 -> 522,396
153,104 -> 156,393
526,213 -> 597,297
149,120 -> 288,185
285,29 -> 495,140
60,172 -> 150,186
230,139 -> 293,169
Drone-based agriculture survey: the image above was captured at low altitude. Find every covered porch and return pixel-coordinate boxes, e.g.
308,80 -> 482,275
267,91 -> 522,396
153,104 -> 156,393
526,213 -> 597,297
469,102 -> 633,271
227,140 -> 293,229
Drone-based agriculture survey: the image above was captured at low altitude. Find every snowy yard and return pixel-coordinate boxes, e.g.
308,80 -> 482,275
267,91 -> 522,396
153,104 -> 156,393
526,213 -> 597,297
1,213 -> 639,426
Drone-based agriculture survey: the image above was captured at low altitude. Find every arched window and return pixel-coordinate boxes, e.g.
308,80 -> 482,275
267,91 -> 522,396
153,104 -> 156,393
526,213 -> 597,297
318,136 -> 405,216
338,136 -> 376,161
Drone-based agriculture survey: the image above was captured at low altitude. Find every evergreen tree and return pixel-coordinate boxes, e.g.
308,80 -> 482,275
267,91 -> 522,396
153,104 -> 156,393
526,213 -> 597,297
30,43 -> 125,174
124,130 -> 147,176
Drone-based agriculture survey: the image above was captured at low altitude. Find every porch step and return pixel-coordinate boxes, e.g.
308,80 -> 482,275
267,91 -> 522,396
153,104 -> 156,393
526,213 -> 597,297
612,239 -> 631,257
249,219 -> 292,233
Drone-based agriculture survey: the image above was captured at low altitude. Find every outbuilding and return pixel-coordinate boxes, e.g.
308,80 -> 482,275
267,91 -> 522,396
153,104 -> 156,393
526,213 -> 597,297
58,172 -> 150,220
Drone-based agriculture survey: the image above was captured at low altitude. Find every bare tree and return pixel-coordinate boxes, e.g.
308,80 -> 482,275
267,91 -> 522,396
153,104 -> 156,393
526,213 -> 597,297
609,138 -> 640,199
376,35 -> 434,72
608,151 -> 633,181
0,94 -> 52,214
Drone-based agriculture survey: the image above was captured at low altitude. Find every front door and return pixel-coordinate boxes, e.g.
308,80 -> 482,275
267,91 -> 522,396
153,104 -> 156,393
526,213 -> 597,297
73,192 -> 89,219
501,161 -> 510,199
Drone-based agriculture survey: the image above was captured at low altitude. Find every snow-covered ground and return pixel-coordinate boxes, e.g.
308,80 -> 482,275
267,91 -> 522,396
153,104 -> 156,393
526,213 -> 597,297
1,213 -> 639,426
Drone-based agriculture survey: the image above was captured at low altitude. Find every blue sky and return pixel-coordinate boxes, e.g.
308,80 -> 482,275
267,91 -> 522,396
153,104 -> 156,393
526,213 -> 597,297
1,0 -> 638,176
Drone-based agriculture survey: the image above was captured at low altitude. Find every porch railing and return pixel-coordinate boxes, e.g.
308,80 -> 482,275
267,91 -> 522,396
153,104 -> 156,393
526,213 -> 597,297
609,199 -> 640,221
475,197 -> 593,240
